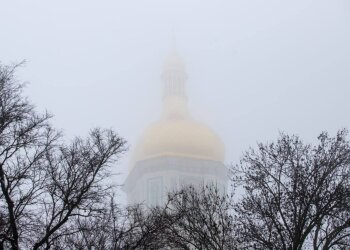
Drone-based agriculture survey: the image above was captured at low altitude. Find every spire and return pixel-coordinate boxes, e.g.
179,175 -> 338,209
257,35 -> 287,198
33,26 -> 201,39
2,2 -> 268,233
162,49 -> 187,99
161,48 -> 189,120
172,28 -> 177,50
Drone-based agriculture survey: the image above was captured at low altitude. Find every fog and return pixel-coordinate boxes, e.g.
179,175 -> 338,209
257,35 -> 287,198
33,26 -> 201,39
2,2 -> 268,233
2,1 -> 350,203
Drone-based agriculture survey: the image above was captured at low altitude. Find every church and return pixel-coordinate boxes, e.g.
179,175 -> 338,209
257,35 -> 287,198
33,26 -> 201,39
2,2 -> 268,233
124,49 -> 227,206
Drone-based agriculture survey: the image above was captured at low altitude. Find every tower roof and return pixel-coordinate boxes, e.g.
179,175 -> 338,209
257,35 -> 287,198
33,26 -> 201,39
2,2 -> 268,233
130,49 -> 225,170
132,119 -> 225,164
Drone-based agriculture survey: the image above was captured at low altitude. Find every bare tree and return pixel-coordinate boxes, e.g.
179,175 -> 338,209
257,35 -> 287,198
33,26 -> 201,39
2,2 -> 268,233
233,130 -> 350,250
56,186 -> 237,250
51,196 -> 178,250
48,195 -> 126,250
156,184 -> 238,250
0,62 -> 127,249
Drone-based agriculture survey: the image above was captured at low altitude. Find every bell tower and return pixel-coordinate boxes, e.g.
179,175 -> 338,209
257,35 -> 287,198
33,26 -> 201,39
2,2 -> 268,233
124,49 -> 227,207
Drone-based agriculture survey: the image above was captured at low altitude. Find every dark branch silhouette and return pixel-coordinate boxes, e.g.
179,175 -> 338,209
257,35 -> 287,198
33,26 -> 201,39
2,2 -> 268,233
233,130 -> 350,250
0,63 -> 127,249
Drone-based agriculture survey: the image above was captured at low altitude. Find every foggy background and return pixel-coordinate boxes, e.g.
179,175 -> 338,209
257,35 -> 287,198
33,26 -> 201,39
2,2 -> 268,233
2,0 -> 350,201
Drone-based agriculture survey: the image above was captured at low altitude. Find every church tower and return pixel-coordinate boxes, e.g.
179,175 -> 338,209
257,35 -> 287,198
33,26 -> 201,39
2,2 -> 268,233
124,49 -> 227,206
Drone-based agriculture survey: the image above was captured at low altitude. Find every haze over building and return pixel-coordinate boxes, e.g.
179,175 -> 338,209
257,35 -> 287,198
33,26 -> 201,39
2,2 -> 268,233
124,49 -> 228,206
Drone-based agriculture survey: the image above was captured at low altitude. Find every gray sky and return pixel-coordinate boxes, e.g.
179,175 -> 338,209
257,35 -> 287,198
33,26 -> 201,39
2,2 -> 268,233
2,0 -> 350,194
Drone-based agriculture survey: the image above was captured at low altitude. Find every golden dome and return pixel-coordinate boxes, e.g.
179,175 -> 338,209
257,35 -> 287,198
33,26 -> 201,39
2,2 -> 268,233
129,49 -> 225,170
132,118 -> 225,165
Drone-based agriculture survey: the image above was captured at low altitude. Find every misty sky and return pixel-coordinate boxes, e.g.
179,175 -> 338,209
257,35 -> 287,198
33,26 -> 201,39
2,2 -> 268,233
2,0 -> 350,191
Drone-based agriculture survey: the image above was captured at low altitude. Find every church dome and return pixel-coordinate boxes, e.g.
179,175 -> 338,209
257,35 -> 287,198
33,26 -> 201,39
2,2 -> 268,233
132,118 -> 225,165
129,49 -> 225,170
